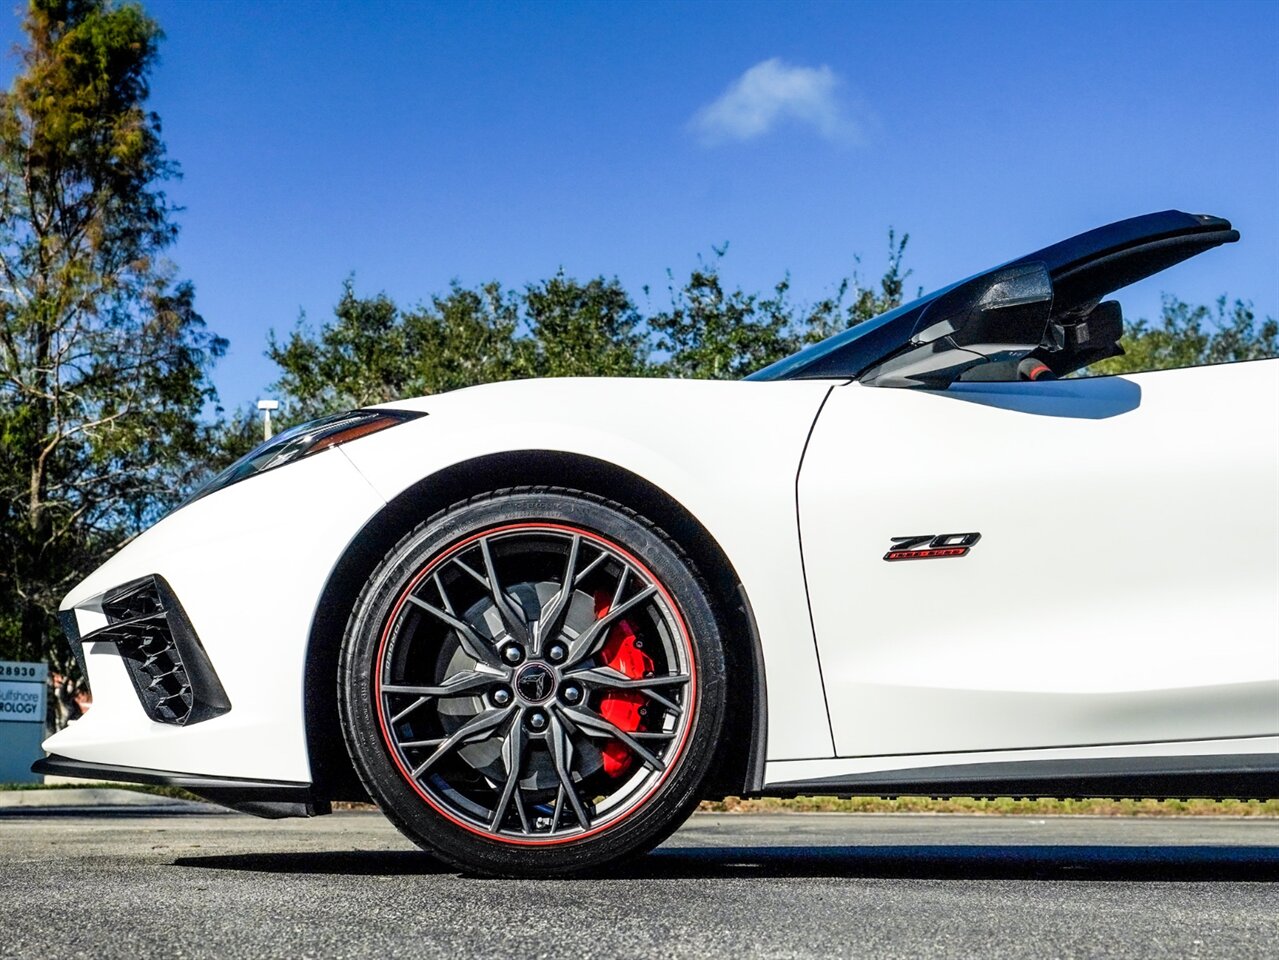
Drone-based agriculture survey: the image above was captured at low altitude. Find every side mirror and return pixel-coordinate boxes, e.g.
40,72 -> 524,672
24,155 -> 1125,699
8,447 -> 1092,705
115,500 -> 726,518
862,262 -> 1054,388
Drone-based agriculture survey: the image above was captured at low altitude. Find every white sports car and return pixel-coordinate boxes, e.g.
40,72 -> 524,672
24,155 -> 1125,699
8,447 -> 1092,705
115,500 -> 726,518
39,211 -> 1278,876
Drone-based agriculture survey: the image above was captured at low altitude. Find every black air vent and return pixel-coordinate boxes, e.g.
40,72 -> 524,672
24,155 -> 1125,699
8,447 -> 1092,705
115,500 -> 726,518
80,575 -> 231,726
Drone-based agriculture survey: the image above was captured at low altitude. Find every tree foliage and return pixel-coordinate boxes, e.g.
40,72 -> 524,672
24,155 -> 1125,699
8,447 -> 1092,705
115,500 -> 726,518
526,272 -> 648,378
267,282 -> 411,421
798,228 -> 913,344
266,278 -> 531,426
410,282 -> 529,391
1089,295 -> 1279,376
0,0 -> 223,720
263,226 -> 1279,434
649,256 -> 797,380
264,233 -> 916,420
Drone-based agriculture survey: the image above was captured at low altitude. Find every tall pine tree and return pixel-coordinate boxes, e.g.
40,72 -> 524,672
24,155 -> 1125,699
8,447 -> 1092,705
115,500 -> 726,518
0,1 -> 224,721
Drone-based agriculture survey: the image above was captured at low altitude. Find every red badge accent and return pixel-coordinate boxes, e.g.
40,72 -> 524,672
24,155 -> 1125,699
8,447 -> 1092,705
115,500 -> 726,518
883,546 -> 971,561
883,533 -> 981,561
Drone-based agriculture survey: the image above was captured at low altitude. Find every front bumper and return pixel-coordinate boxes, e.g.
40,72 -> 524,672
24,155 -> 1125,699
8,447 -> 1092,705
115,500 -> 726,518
43,448 -> 386,784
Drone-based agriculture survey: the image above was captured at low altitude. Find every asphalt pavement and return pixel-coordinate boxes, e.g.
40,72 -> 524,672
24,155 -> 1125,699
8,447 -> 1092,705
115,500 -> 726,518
1,804 -> 1276,959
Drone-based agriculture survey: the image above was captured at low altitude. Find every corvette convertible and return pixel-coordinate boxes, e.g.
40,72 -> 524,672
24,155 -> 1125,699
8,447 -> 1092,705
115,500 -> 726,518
38,210 -> 1278,876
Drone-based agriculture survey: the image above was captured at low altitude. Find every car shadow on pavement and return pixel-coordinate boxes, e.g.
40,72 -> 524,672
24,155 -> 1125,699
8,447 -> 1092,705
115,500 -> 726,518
173,850 -> 453,875
635,845 -> 1279,882
173,844 -> 1279,882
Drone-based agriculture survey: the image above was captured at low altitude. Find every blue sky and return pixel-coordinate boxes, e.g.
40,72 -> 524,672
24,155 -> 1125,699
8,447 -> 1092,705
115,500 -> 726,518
3,0 -> 1277,408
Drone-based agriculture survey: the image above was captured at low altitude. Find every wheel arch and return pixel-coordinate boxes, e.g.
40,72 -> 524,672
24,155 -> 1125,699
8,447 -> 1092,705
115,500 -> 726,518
304,449 -> 768,802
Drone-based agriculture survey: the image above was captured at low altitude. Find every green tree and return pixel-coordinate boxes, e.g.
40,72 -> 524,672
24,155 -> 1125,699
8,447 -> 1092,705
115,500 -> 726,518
266,272 -> 658,424
1089,295 -> 1278,376
648,234 -> 913,380
524,272 -> 651,378
264,236 -> 919,411
267,278 -> 531,425
799,229 -> 913,343
268,280 -> 412,422
649,248 -> 797,380
0,0 -> 224,719
405,281 -> 530,392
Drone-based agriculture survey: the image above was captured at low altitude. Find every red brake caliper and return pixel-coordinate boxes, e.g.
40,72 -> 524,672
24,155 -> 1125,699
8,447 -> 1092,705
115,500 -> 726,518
592,591 -> 653,777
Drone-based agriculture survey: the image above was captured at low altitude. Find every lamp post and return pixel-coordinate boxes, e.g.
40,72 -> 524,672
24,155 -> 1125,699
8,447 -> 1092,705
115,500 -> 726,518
256,399 -> 279,441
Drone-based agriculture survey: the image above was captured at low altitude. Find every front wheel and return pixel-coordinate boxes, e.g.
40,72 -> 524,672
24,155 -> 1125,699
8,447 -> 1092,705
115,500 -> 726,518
339,488 -> 727,876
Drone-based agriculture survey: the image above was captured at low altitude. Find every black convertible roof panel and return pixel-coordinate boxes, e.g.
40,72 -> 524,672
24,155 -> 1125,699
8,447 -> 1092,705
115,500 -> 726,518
747,210 -> 1239,381
1009,210 -> 1238,307
1012,210 -> 1236,277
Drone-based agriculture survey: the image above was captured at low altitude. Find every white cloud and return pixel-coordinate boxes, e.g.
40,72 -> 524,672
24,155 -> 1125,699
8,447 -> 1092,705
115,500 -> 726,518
689,58 -> 860,146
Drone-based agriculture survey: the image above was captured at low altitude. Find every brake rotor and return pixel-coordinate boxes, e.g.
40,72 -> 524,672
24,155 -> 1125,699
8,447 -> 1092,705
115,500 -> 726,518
437,582 -> 606,792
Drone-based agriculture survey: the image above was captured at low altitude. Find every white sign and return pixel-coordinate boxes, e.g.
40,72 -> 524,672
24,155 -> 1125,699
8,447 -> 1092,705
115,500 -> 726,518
0,660 -> 47,724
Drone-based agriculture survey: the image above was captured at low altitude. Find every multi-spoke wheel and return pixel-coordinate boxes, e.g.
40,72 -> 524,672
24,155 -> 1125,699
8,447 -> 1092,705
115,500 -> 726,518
340,489 -> 726,876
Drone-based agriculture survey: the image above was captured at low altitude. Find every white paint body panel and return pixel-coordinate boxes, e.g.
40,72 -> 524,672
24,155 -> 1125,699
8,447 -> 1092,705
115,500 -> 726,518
47,378 -> 836,780
44,362 -> 1278,789
342,378 -> 837,761
797,360 -> 1279,759
47,451 -> 386,781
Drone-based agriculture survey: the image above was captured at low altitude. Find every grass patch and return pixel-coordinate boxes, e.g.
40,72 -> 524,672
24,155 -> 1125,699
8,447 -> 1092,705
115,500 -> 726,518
338,796 -> 1279,816
8,783 -> 1275,816
701,795 -> 1279,817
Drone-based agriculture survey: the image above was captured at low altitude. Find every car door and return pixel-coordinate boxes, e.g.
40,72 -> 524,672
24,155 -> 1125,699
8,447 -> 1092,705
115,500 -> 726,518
782,212 -> 1279,759
797,359 -> 1279,758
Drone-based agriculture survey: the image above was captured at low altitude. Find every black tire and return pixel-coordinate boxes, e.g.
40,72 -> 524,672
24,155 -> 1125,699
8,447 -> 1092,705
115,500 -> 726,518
339,487 -> 727,877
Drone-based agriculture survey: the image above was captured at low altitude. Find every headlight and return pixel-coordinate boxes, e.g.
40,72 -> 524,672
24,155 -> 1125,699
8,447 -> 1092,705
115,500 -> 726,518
185,408 -> 423,506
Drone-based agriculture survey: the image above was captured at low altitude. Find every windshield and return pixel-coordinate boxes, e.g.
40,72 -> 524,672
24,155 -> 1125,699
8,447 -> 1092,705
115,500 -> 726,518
745,276 -> 967,381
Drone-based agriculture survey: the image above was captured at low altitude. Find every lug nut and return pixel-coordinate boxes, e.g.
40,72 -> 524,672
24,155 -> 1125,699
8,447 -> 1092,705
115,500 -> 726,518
492,687 -> 512,706
502,644 -> 524,665
527,710 -> 548,731
562,684 -> 582,704
547,643 -> 567,662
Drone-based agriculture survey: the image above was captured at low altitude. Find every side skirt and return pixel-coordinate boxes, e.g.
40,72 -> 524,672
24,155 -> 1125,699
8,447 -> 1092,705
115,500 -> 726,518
758,753 -> 1279,801
32,754 -> 330,819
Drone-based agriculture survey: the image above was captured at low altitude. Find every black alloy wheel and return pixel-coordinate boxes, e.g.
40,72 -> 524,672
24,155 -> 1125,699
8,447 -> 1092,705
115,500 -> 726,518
339,488 -> 727,876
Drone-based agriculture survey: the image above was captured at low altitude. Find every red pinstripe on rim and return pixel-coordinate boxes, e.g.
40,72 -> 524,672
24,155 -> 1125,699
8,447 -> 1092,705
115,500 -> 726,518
373,521 -> 698,846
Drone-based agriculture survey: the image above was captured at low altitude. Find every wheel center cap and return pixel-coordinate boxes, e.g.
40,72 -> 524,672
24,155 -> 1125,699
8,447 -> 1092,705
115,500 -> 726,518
515,662 -> 556,704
